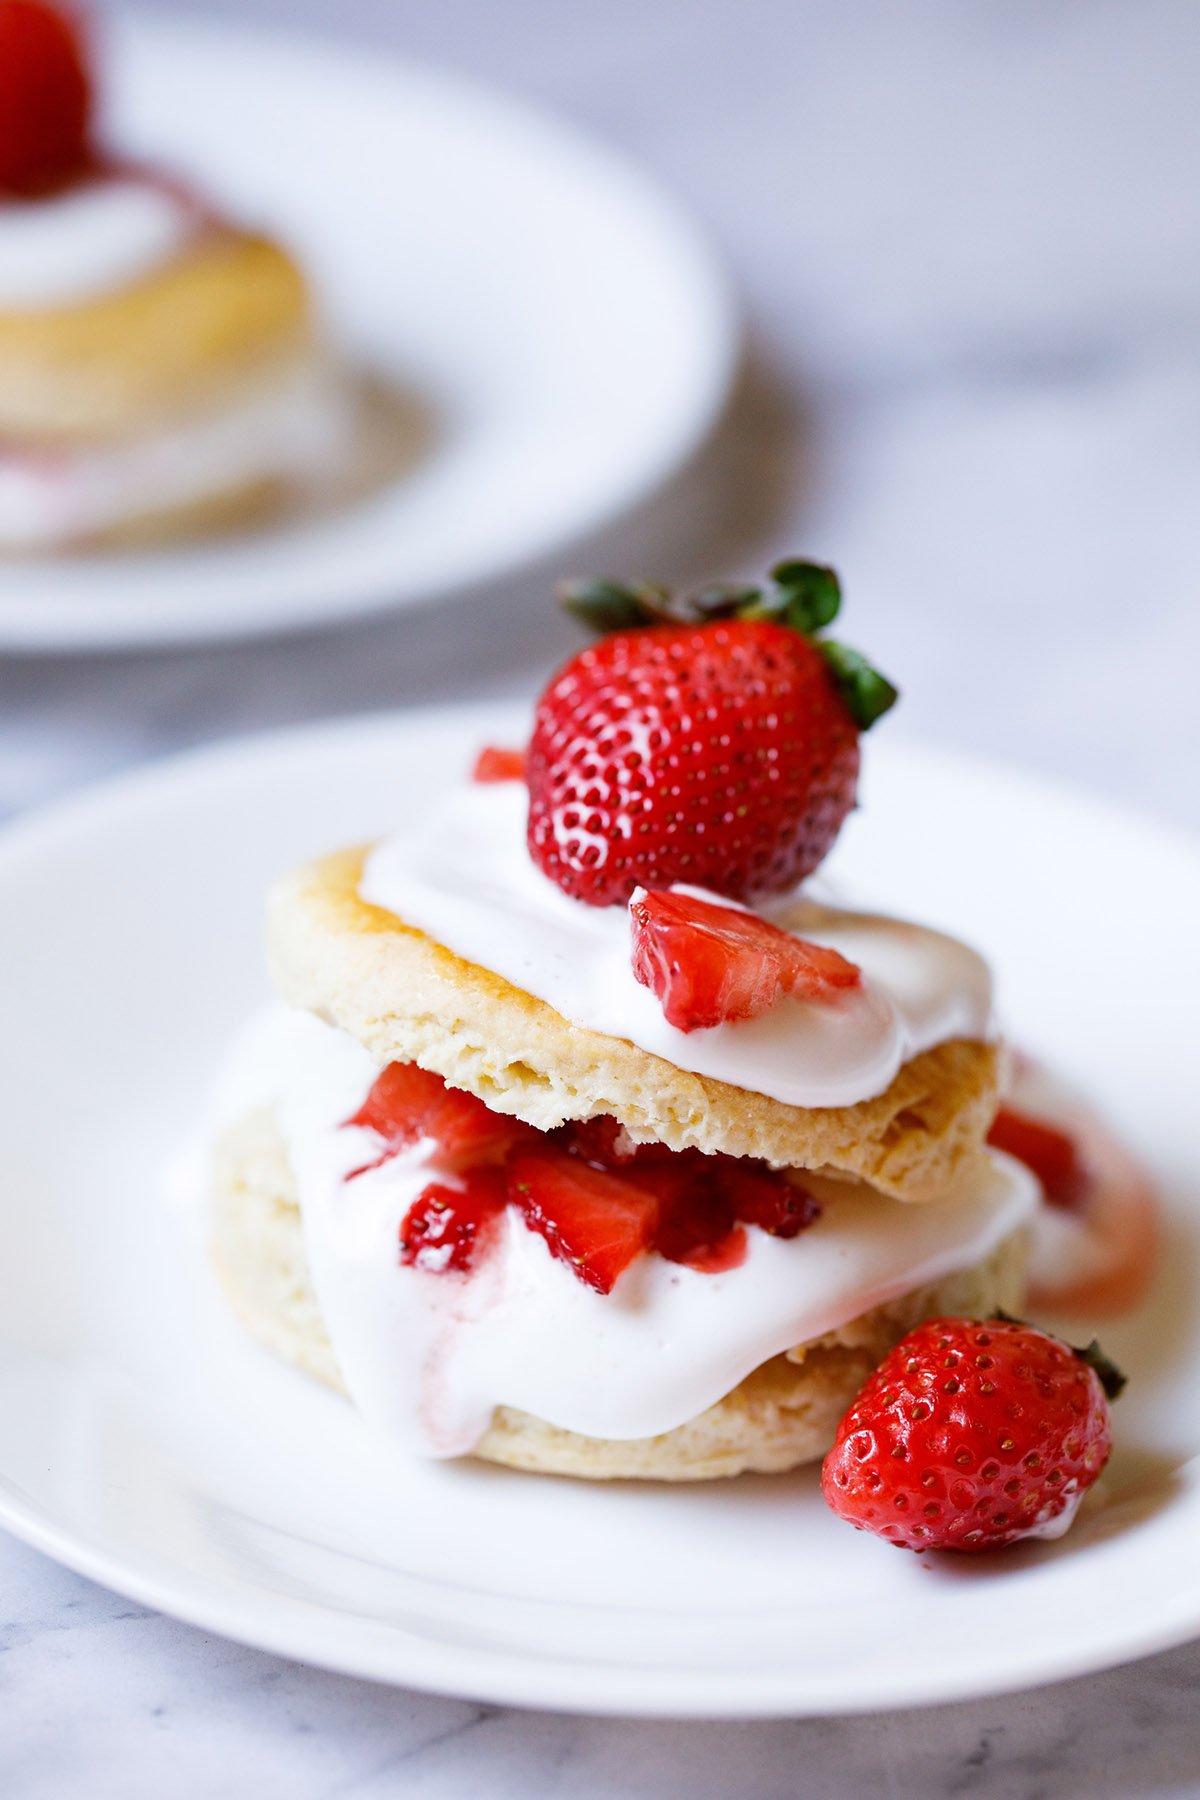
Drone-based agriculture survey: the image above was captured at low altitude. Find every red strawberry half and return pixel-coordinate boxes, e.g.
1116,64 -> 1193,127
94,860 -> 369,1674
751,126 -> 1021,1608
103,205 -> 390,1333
630,886 -> 861,1031
0,1 -> 94,196
525,562 -> 896,906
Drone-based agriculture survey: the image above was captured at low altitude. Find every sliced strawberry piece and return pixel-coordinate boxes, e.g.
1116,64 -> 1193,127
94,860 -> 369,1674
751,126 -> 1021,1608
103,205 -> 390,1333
650,1172 -> 745,1272
507,1144 -> 659,1294
558,1114 -> 633,1167
670,1223 -> 747,1273
472,745 -> 527,783
559,1115 -> 684,1169
398,1169 -> 507,1274
987,1104 -> 1089,1209
551,1116 -> 820,1272
346,1061 -> 529,1177
719,1160 -> 821,1239
629,887 -> 861,1032
995,1071 -> 1159,1318
377,1092 -> 821,1291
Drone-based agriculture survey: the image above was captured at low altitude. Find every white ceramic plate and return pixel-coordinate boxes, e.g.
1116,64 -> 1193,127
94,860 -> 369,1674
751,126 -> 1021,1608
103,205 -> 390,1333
0,16 -> 735,651
0,705 -> 1197,1717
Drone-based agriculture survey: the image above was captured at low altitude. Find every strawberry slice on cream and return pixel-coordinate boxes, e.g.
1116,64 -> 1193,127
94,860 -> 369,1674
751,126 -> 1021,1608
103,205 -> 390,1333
345,1061 -> 533,1178
353,1059 -> 826,1296
629,886 -> 862,1032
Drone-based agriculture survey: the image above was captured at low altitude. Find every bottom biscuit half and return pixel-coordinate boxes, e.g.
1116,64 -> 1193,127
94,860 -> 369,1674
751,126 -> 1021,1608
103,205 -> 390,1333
211,1106 -> 1028,1482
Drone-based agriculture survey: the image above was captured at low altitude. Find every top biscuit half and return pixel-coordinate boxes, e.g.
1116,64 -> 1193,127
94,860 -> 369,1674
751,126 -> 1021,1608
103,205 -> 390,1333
267,846 -> 1001,1204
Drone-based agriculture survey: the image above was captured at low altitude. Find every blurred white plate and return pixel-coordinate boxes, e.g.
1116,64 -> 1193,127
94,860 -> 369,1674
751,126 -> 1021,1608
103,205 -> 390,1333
0,15 -> 736,651
0,705 -> 1196,1715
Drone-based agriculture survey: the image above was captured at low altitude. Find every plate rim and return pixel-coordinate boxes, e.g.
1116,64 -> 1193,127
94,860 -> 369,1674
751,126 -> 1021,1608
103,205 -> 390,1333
0,10 -> 739,654
1,706 -> 1199,1717
2,1479 -> 1198,1719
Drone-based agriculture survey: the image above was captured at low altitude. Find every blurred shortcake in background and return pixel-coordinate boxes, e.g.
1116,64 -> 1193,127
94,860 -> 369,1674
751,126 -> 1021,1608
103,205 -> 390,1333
0,0 -> 359,551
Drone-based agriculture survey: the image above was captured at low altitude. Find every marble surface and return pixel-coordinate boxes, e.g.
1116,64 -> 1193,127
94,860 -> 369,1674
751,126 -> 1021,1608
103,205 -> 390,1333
4,0 -> 1200,1792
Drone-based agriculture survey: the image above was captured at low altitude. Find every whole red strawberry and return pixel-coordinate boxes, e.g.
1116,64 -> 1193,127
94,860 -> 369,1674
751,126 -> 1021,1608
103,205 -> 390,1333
821,1316 -> 1123,1553
525,563 -> 896,906
0,0 -> 94,197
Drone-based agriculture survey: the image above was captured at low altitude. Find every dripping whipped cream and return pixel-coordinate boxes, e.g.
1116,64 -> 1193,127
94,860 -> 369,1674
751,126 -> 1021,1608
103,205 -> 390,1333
213,1009 -> 1037,1458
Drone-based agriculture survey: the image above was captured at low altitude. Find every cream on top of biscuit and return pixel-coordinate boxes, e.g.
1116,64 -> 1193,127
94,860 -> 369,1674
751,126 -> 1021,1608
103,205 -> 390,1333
0,176 -> 193,309
359,780 -> 994,1112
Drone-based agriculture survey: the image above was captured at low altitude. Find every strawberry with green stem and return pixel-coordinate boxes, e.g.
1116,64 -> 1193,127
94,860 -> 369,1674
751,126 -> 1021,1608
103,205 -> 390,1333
526,559 -> 897,908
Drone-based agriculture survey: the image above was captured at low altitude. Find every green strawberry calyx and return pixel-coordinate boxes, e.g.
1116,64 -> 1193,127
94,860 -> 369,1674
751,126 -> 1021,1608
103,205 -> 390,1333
1076,1338 -> 1129,1401
556,559 -> 898,732
992,1311 -> 1128,1401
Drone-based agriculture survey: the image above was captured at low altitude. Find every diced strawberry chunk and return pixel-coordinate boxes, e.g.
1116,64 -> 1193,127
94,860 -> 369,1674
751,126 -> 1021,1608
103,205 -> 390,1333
398,1169 -> 507,1274
629,887 -> 861,1032
559,1115 -> 683,1169
472,745 -> 528,783
719,1160 -> 821,1238
650,1172 -> 744,1272
507,1145 -> 660,1294
674,1223 -> 748,1274
987,1104 -> 1090,1210
555,1114 -> 632,1167
346,1061 -> 529,1177
362,1078 -> 821,1292
540,1119 -> 821,1277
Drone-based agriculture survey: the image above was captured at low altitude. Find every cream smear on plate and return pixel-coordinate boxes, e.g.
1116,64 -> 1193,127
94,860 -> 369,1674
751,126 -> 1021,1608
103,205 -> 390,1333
359,780 -> 994,1111
215,1008 -> 1037,1458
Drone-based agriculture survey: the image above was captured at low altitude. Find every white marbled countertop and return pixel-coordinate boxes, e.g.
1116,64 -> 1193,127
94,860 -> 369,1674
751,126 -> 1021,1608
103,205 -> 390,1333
4,0 -> 1200,1793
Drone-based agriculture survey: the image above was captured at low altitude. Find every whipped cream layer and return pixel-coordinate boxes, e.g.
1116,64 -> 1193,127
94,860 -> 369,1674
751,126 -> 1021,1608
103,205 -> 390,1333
0,362 -> 354,549
0,177 -> 195,310
218,1008 -> 1037,1458
360,781 -> 994,1110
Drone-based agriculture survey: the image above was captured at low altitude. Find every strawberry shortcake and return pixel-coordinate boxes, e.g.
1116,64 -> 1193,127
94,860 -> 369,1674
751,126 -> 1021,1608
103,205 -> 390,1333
0,0 -> 356,550
208,562 -> 1151,1482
